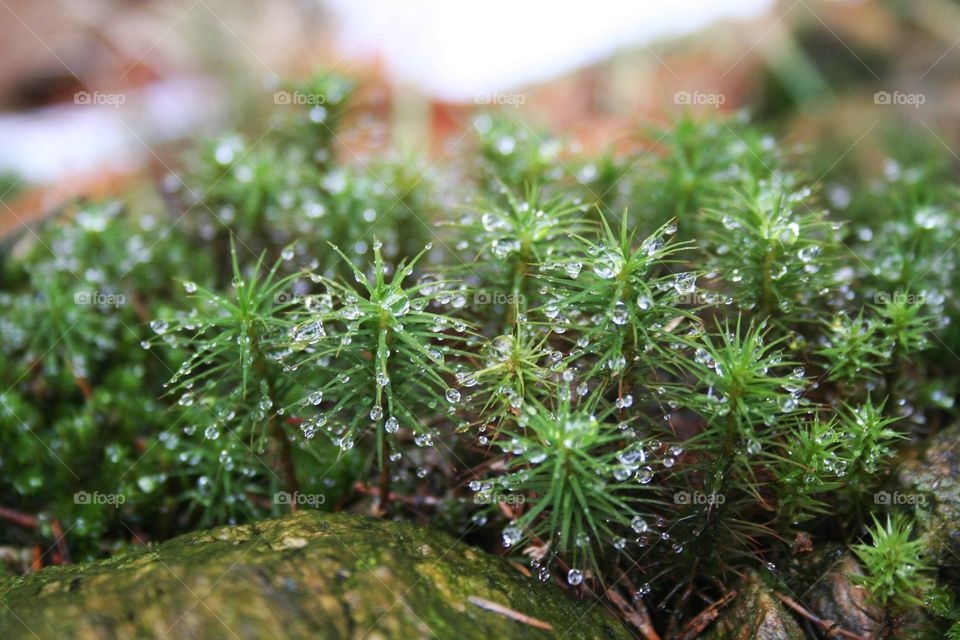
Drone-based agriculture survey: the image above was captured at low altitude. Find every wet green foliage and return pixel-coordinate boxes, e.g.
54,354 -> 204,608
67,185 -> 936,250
0,71 -> 957,635
852,515 -> 933,611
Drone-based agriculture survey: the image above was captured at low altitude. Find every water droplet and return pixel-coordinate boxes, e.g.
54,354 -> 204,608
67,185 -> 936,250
798,246 -> 820,263
780,222 -> 800,244
593,251 -> 621,279
414,432 -> 433,447
502,525 -> 522,548
642,236 -> 663,256
673,272 -> 696,295
610,301 -> 629,325
291,320 -> 325,344
137,476 -> 158,493
631,516 -> 649,533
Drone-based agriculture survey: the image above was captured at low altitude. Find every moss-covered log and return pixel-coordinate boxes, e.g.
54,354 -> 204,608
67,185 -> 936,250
0,511 -> 630,639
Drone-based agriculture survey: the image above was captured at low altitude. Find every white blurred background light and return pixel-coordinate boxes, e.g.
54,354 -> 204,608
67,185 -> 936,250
325,0 -> 774,100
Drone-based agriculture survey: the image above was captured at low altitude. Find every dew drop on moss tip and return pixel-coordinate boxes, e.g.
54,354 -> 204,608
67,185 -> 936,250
502,525 -> 522,548
384,416 -> 399,433
611,301 -> 629,325
445,388 -> 461,403
567,569 -> 583,586
673,272 -> 696,295
593,252 -> 619,279
642,237 -> 663,256
414,432 -> 433,447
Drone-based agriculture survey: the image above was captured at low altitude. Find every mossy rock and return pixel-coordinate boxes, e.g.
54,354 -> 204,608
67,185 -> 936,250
788,548 -> 881,637
782,545 -> 883,636
703,572 -> 804,640
0,511 -> 630,639
898,424 -> 960,567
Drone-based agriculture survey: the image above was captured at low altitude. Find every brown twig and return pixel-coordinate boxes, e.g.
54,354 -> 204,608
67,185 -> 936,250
508,561 -> 531,578
606,587 -> 661,640
467,596 -> 554,631
0,507 -> 71,566
774,592 -> 869,640
0,506 -> 39,529
50,519 -> 71,565
352,482 -> 441,507
73,375 -> 93,400
129,292 -> 152,324
675,590 -> 737,640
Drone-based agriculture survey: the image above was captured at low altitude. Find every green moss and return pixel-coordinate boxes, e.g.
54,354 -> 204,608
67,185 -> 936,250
0,512 -> 630,639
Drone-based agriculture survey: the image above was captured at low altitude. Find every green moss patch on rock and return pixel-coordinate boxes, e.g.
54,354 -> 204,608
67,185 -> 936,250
0,511 -> 630,639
